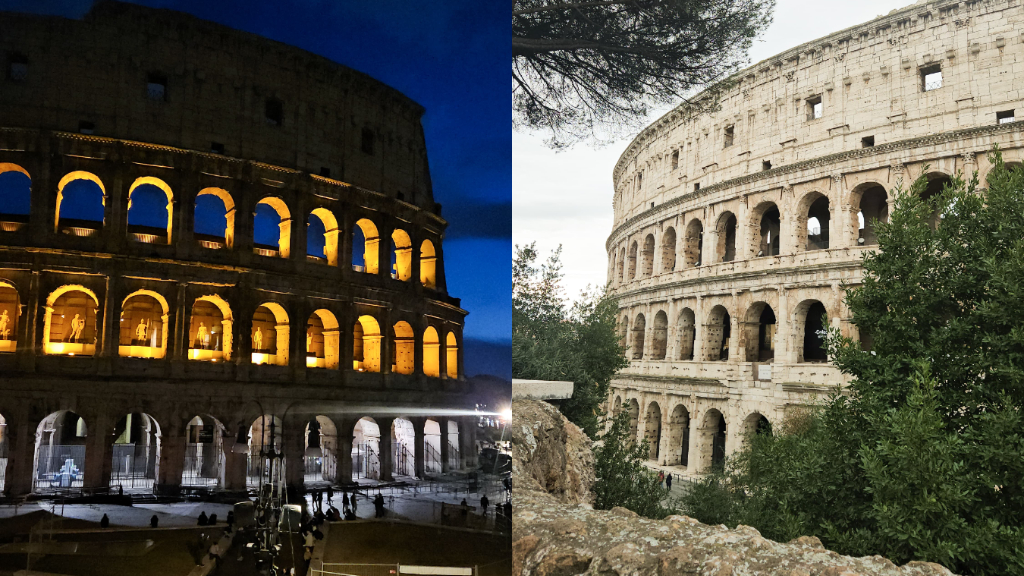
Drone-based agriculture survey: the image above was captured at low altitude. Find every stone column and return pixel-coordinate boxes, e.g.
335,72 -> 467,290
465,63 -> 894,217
157,432 -> 186,495
439,419 -> 450,473
223,439 -> 248,492
83,413 -> 112,491
338,302 -> 354,383
6,419 -> 35,496
411,417 -> 426,479
379,307 -> 392,376
284,417 -> 306,493
17,271 -> 40,371
657,403 -> 670,466
378,417 -> 395,481
335,418 -> 355,484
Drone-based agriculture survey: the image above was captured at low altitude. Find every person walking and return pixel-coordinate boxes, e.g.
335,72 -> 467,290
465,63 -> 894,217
480,494 -> 489,515
150,515 -> 159,528
342,491 -> 350,508
327,485 -> 334,506
351,493 -> 358,514
100,514 -> 110,528
666,473 -> 673,490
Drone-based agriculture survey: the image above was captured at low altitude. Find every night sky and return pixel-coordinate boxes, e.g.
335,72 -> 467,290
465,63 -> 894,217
2,0 -> 511,377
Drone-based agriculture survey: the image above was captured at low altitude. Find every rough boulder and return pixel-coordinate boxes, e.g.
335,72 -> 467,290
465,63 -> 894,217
512,399 -> 957,576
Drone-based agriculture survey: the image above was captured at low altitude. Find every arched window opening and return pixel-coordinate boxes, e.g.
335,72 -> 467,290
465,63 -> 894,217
717,213 -> 737,262
698,409 -> 727,473
631,314 -> 646,360
304,416 -> 337,485
921,173 -> 952,229
660,228 -> 676,272
669,405 -> 690,467
801,301 -> 828,362
0,282 -> 20,353
420,240 -> 437,288
56,172 -> 105,236
743,303 -> 775,362
188,296 -> 232,361
110,412 -> 161,493
119,291 -> 168,359
705,306 -> 731,361
182,415 -> 225,489
352,417 -> 381,480
391,229 -> 413,281
392,419 -> 416,477
651,311 -> 668,360
353,315 -> 381,373
742,413 -> 772,448
806,196 -> 830,250
353,219 -> 380,274
424,419 -> 442,474
195,188 -> 234,249
857,185 -> 888,246
44,286 -> 99,356
251,303 -> 289,366
616,248 -> 625,282
307,309 -> 340,369
423,326 -> 441,377
643,402 -> 662,461
627,241 -> 638,279
34,411 -> 87,493
126,178 -> 172,245
756,204 -> 781,257
446,332 -> 458,379
677,308 -> 696,360
392,321 -> 414,375
308,208 -> 340,266
640,234 -> 655,277
684,219 -> 703,267
253,197 -> 291,258
246,415 -> 284,490
447,421 -> 461,470
0,164 -> 31,230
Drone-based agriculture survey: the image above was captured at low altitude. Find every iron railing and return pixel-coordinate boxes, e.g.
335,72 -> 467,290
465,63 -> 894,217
424,442 -> 442,474
34,444 -> 86,493
304,450 -> 338,484
352,443 -> 380,480
109,442 -> 157,492
182,442 -> 222,488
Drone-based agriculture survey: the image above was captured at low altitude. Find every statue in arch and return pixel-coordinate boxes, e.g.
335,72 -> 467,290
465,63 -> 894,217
0,309 -> 10,340
69,314 -> 86,342
196,322 -> 209,348
253,327 -> 263,351
307,329 -> 313,352
135,318 -> 150,343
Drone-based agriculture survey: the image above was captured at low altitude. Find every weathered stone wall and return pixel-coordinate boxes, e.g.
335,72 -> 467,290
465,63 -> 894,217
605,0 -> 1024,475
513,399 -> 957,576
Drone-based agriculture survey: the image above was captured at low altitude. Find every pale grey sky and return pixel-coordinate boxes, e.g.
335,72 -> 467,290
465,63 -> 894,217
512,0 -> 918,299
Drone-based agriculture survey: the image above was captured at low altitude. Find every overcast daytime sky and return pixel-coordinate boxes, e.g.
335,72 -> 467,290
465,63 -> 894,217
513,0 -> 920,300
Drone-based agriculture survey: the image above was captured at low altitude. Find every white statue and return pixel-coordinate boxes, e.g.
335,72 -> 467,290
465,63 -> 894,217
252,327 -> 263,351
135,318 -> 149,342
69,314 -> 86,342
196,322 -> 209,348
0,309 -> 9,340
306,329 -> 313,351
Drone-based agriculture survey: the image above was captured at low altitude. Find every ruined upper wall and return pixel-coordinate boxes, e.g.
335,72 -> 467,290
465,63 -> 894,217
612,0 -> 1023,224
0,1 -> 434,208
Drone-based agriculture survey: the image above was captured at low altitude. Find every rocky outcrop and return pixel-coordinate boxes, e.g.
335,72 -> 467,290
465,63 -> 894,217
512,399 -> 957,576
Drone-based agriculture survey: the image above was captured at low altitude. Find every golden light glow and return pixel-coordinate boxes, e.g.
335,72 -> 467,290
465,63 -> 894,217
420,239 -> 437,288
354,219 -> 380,274
423,326 -> 440,378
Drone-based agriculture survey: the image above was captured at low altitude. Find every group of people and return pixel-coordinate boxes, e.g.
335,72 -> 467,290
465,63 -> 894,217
657,470 -> 674,490
308,486 -> 360,523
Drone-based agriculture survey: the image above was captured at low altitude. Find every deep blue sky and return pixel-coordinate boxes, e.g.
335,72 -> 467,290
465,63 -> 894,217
3,0 -> 511,374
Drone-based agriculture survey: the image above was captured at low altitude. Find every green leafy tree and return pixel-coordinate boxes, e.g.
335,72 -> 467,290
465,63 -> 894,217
679,151 -> 1024,576
513,243 -> 628,437
593,410 -> 674,518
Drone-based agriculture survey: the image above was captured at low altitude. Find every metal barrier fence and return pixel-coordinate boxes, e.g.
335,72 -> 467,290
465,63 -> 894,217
109,442 -> 157,491
352,444 -> 380,480
447,441 -> 460,470
33,444 -> 85,493
181,442 -> 222,487
312,563 -> 399,576
305,451 -> 338,484
424,442 -> 441,474
393,444 -> 414,477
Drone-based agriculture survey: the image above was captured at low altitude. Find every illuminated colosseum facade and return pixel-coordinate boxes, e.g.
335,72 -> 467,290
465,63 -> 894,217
606,0 -> 1024,476
0,2 -> 476,496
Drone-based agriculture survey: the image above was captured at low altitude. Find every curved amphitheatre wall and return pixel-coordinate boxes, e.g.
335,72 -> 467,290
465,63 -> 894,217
606,0 -> 1024,475
0,1 -> 477,496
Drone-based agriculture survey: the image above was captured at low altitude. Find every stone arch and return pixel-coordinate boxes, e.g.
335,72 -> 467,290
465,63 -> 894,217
119,289 -> 170,359
0,280 -> 21,353
251,302 -> 289,366
704,305 -> 731,361
741,412 -> 773,448
182,414 -> 226,488
612,395 -> 622,417
667,404 -> 690,467
643,401 -> 662,461
660,227 -> 677,273
353,218 -> 380,274
420,240 -> 437,288
618,315 -> 629,351
304,415 -> 338,485
631,313 -> 646,360
55,171 -> 106,234
698,408 -> 727,473
392,418 -> 416,477
625,399 -> 640,442
794,299 -> 829,363
307,309 -> 340,369
195,187 -> 235,249
33,410 -> 88,493
246,414 -> 284,489
353,314 -> 381,372
750,201 -> 781,257
127,176 -> 174,244
920,171 -> 953,229
683,218 -> 704,267
616,247 -> 625,283
109,412 -> 162,493
424,419 -> 442,474
0,163 -> 31,221
677,307 -> 696,360
390,228 -> 413,281
352,417 -> 381,480
253,196 -> 291,258
188,294 -> 233,361
423,326 -> 440,377
446,331 -> 459,379
716,212 -> 737,262
43,285 -> 100,356
805,195 -> 831,251
850,182 -> 888,246
627,240 -> 638,279
651,310 -> 668,360
391,321 -> 415,375
308,207 -> 340,266
640,234 -> 655,277
742,302 -> 776,362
